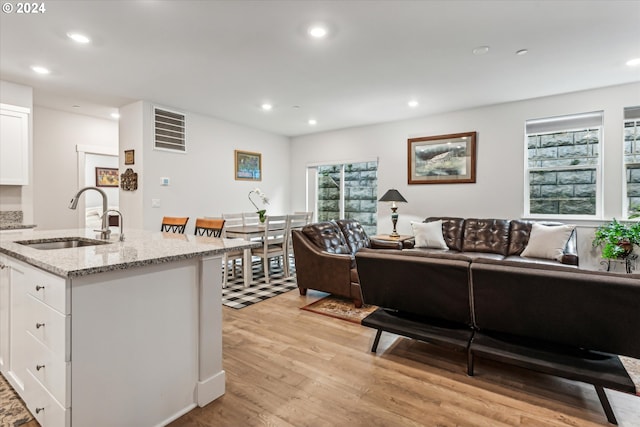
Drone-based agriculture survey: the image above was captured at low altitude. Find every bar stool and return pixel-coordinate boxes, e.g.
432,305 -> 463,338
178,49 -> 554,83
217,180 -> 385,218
194,218 -> 225,237
161,216 -> 189,233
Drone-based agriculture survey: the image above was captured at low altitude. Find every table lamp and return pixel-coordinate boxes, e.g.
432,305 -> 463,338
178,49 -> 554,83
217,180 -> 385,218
379,189 -> 407,237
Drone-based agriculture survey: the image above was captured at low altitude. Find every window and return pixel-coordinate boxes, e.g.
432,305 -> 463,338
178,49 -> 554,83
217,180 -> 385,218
624,106 -> 640,219
525,111 -> 603,217
306,160 -> 378,235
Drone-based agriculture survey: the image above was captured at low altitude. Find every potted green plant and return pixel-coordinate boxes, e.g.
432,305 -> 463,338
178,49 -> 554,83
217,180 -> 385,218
592,218 -> 640,259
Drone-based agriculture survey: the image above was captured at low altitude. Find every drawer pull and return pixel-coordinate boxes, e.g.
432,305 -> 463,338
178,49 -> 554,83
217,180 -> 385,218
36,364 -> 45,371
36,322 -> 45,329
35,285 -> 45,291
35,407 -> 44,414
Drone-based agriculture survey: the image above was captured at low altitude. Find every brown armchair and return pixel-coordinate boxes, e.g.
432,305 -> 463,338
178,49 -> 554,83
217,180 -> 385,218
291,219 -> 402,307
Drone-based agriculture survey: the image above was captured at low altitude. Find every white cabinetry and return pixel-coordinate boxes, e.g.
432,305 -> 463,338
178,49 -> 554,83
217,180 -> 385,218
0,256 -> 10,372
0,257 -> 70,427
0,103 -> 30,185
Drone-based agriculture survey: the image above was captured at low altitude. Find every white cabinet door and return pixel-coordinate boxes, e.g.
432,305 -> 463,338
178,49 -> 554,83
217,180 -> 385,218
0,256 -> 10,373
7,259 -> 28,393
0,103 -> 30,185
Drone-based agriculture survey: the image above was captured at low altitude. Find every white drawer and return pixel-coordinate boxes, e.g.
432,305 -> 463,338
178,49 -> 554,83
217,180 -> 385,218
26,331 -> 70,407
25,294 -> 70,360
25,266 -> 68,314
24,369 -> 70,427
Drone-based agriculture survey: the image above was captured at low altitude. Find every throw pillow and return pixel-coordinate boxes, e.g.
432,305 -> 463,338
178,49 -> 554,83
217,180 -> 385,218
411,220 -> 448,249
520,223 -> 575,261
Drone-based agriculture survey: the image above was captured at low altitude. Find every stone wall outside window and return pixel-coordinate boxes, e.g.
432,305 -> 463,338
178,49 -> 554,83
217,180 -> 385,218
317,162 -> 378,236
527,129 -> 599,215
625,120 -> 640,217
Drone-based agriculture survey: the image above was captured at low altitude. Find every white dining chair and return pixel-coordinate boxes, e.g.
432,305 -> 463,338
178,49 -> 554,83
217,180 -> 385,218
285,213 -> 310,276
251,215 -> 288,283
221,213 -> 245,287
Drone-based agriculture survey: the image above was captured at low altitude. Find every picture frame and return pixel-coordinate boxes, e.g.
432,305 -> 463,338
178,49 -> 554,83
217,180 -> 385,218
95,167 -> 119,187
234,150 -> 262,181
124,149 -> 135,165
408,131 -> 477,184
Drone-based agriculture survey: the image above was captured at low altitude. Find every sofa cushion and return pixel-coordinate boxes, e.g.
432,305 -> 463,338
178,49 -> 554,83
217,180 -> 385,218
426,217 -> 464,251
302,222 -> 351,254
461,218 -> 510,255
521,223 -> 575,261
411,220 -> 448,249
335,219 -> 370,254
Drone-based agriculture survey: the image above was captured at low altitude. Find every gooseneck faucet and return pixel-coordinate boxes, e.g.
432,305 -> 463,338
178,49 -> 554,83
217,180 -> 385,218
69,186 -> 110,240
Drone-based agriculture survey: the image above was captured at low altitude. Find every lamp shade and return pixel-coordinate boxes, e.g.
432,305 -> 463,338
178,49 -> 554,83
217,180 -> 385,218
379,189 -> 407,203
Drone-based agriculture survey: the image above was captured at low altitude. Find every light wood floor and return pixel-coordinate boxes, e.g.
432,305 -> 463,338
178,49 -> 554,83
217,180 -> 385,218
169,289 -> 640,427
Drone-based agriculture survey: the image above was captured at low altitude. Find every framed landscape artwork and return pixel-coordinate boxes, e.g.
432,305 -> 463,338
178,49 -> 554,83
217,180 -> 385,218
408,131 -> 477,184
234,150 -> 262,181
95,167 -> 119,187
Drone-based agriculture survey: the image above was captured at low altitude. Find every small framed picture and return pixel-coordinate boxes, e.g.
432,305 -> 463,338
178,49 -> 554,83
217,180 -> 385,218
234,150 -> 262,181
124,149 -> 135,165
96,167 -> 119,187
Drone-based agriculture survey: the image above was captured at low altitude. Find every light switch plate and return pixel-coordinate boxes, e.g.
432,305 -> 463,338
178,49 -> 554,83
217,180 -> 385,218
151,199 -> 161,208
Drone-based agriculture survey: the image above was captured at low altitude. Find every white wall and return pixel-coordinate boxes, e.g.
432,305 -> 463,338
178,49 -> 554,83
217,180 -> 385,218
120,101 -> 291,234
0,81 -> 33,222
291,82 -> 640,237
32,106 -> 118,230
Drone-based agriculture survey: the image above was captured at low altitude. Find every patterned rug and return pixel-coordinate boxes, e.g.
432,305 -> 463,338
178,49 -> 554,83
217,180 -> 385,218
0,373 -> 34,427
222,260 -> 297,309
300,295 -> 378,324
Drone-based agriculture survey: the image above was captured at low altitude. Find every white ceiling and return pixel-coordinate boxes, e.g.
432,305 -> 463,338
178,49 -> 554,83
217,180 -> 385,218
1,0 -> 639,137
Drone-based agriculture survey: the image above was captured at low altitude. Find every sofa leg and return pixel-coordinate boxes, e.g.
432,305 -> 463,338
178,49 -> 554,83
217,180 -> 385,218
299,288 -> 307,296
595,385 -> 618,425
354,299 -> 363,308
467,351 -> 475,376
371,330 -> 382,353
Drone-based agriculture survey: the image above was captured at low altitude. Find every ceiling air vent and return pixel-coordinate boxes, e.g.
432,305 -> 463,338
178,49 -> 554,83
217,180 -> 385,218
154,107 -> 186,152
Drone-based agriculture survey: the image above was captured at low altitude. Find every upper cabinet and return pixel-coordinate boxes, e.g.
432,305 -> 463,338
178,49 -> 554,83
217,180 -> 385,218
0,103 -> 30,185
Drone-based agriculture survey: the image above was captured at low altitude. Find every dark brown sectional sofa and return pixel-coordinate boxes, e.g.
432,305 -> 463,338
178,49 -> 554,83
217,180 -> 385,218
355,217 -> 640,425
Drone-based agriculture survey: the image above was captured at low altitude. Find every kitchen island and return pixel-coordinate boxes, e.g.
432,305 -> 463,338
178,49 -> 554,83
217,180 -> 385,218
0,228 -> 260,427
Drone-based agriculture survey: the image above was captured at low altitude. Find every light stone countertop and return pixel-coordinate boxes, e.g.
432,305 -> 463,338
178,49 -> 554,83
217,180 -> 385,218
0,222 -> 37,230
0,228 -> 261,278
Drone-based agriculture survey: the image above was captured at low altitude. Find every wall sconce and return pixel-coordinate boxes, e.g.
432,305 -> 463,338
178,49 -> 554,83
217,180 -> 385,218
378,189 -> 407,237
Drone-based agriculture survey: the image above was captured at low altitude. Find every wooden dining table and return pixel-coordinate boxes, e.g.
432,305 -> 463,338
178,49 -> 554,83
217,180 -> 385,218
224,225 -> 265,287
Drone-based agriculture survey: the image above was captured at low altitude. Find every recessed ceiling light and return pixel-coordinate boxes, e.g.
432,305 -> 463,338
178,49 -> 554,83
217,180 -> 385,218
472,46 -> 490,56
308,25 -> 328,39
308,119 -> 317,125
626,58 -> 640,67
408,100 -> 419,108
67,32 -> 91,44
31,65 -> 50,74
111,113 -> 120,119
516,49 -> 528,56
261,103 -> 273,111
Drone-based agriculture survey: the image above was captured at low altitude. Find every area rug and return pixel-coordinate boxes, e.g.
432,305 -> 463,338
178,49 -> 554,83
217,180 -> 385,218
222,260 -> 297,309
0,372 -> 34,426
300,295 -> 377,324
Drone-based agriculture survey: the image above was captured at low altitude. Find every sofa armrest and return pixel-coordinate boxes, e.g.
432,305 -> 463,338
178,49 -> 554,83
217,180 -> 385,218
561,253 -> 579,266
291,230 -> 356,296
370,238 -> 403,250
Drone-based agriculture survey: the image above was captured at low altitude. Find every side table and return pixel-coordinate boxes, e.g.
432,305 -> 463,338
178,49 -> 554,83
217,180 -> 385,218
371,234 -> 414,248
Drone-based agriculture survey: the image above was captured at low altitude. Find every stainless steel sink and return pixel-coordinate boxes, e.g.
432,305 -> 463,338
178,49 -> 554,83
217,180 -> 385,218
16,237 -> 111,250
